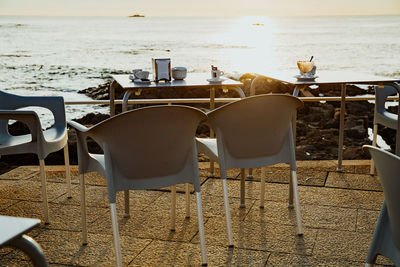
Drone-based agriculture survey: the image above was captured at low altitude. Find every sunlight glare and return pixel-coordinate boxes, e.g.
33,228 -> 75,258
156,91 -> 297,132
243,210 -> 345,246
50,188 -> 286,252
214,16 -> 278,74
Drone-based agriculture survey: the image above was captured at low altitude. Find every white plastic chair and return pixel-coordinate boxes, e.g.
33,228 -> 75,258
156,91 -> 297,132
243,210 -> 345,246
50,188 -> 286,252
370,84 -> 399,175
69,105 -> 208,267
0,91 -> 71,224
196,94 -> 304,246
364,145 -> 400,266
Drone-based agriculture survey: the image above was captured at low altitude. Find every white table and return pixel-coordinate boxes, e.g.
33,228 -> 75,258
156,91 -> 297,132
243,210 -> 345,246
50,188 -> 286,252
252,70 -> 400,171
109,73 -> 244,115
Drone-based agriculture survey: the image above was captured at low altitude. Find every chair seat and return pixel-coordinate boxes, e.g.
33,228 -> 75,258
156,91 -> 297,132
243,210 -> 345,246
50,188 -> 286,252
0,128 -> 67,158
196,138 -> 218,162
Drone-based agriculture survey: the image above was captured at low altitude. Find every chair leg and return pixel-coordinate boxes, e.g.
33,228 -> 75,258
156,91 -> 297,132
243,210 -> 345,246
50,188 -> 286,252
370,124 -> 378,175
79,174 -> 87,245
124,190 -> 130,218
240,168 -> 246,208
63,145 -> 72,198
260,167 -> 265,208
221,169 -> 234,247
288,171 -> 294,208
185,183 -> 190,218
291,170 -> 303,235
171,185 -> 176,231
110,203 -> 122,267
39,159 -> 49,224
195,192 -> 208,266
248,168 -> 253,179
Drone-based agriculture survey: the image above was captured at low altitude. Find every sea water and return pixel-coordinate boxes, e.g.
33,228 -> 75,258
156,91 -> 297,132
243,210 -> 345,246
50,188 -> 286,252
0,15 -> 399,124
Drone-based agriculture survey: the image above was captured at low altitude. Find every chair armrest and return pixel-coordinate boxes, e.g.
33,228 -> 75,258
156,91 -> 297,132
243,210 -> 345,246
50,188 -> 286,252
68,120 -> 100,173
0,110 -> 42,142
68,120 -> 90,133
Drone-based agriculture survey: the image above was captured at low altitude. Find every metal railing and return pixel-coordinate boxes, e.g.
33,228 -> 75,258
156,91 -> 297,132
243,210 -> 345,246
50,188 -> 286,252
64,95 -> 399,106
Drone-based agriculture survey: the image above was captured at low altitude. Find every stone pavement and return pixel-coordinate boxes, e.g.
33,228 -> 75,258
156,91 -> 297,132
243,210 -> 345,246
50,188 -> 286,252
0,161 -> 394,266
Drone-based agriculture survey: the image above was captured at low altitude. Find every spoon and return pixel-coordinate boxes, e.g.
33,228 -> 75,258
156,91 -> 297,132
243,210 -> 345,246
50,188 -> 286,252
309,56 -> 314,62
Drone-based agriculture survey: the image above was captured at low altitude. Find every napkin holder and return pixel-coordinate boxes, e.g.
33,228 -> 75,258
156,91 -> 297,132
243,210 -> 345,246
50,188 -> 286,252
152,58 -> 171,82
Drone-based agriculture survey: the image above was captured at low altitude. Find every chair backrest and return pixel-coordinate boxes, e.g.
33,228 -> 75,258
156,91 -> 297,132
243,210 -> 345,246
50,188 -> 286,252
364,145 -> 400,250
375,85 -> 398,115
0,90 -> 66,135
88,105 -> 206,200
207,94 -> 303,169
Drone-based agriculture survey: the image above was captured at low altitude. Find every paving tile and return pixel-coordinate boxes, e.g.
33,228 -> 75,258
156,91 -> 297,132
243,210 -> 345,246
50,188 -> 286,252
356,208 -> 380,233
88,205 -> 202,243
203,178 -> 384,210
0,179 -> 72,202
0,166 -> 37,181
146,191 -> 255,222
266,252 -> 364,266
1,201 -> 107,232
129,241 -> 269,267
29,169 -> 79,185
194,217 -> 317,255
249,166 -> 327,186
0,198 -> 20,211
354,163 -> 373,175
326,171 -> 382,191
298,186 -> 384,210
202,177 -> 262,201
313,229 -> 372,262
53,184 -> 164,211
245,200 -> 358,231
71,233 -> 151,266
0,256 -> 32,267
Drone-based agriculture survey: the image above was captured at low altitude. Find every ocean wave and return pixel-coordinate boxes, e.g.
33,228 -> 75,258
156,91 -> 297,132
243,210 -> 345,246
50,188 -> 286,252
200,44 -> 249,49
121,48 -> 171,54
0,23 -> 26,28
0,54 -> 31,58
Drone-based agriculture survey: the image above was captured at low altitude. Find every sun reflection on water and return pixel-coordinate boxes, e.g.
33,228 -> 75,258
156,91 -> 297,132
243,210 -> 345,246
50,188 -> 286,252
208,16 -> 278,74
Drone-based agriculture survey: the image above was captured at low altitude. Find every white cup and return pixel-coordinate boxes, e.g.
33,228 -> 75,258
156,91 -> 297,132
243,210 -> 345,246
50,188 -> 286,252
211,69 -> 224,80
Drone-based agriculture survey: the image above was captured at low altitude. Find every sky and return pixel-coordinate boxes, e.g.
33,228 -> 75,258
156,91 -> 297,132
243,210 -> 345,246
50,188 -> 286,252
0,0 -> 399,17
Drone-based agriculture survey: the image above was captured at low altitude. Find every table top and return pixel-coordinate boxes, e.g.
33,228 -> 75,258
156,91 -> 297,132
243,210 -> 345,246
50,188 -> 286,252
0,215 -> 40,246
257,70 -> 400,85
112,73 -> 243,90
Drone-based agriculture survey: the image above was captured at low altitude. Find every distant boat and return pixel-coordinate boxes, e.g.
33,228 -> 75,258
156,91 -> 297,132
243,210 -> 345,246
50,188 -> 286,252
128,14 -> 145,18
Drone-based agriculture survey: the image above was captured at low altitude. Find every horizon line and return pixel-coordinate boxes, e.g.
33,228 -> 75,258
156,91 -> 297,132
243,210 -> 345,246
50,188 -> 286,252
0,13 -> 399,18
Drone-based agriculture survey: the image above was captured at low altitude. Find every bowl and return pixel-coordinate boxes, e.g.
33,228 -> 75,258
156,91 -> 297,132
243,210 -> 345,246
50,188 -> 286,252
172,67 -> 187,80
135,71 -> 150,80
297,61 -> 314,74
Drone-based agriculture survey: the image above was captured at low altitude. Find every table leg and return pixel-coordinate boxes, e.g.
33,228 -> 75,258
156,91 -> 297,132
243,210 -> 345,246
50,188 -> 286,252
232,86 -> 246,98
337,83 -> 347,172
209,87 -> 215,176
392,83 -> 400,156
9,235 -> 47,267
122,91 -> 133,112
109,80 -> 118,116
292,85 -> 300,97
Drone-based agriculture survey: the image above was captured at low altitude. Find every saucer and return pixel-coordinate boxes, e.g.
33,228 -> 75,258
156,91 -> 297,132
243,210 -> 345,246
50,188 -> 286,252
294,74 -> 318,81
207,78 -> 225,83
133,79 -> 151,84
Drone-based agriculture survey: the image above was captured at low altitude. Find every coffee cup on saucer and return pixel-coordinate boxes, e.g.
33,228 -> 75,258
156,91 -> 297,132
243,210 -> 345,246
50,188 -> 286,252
211,69 -> 224,80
